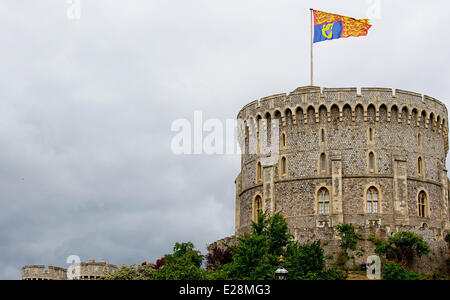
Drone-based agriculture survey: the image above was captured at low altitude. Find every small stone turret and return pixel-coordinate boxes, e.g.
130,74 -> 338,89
71,259 -> 118,280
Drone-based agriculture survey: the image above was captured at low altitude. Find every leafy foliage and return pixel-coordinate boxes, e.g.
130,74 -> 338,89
381,262 -> 423,280
207,211 -> 346,280
445,233 -> 450,244
206,244 -> 232,271
151,242 -> 206,280
100,264 -> 154,280
335,224 -> 362,252
375,232 -> 429,267
284,241 -> 324,279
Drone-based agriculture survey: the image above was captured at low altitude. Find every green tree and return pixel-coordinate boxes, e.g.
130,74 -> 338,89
151,242 -> 206,280
100,264 -> 154,280
266,212 -> 293,256
284,241 -> 324,279
335,224 -> 362,253
375,231 -> 429,267
227,233 -> 277,280
335,224 -> 363,268
381,262 -> 423,280
206,211 -> 346,280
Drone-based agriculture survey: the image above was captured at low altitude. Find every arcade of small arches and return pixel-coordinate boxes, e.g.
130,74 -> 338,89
242,102 -> 448,137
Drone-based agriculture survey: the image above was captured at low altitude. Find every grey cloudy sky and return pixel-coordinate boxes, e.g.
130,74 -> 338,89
1,0 -> 449,279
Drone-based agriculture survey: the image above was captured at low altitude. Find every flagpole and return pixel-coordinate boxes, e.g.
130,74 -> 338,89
310,8 -> 314,86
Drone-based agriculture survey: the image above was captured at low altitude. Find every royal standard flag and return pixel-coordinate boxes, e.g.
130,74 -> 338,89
313,10 -> 372,43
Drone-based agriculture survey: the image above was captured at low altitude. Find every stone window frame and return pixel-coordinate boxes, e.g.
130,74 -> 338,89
279,156 -> 288,178
417,156 -> 424,178
315,184 -> 332,215
366,150 -> 377,174
417,132 -> 422,148
367,126 -> 375,145
318,152 -> 328,175
253,193 -> 264,222
256,115 -> 262,155
364,183 -> 383,214
280,131 -> 287,149
319,127 -> 327,145
416,189 -> 429,218
256,161 -> 262,184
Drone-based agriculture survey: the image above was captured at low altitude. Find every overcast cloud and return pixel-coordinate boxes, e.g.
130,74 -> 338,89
0,0 -> 449,279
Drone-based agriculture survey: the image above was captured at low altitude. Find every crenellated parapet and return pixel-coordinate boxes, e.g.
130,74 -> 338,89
237,86 -> 448,154
22,265 -> 67,280
71,259 -> 118,280
22,259 -> 118,280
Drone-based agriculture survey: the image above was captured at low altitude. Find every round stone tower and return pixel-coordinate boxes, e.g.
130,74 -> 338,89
234,86 -> 450,270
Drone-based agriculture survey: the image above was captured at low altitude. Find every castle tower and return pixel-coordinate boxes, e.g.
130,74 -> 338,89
234,86 -> 450,271
71,259 -> 118,280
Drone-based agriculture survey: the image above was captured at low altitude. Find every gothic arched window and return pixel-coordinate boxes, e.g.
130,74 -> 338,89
280,157 -> 287,176
367,187 -> 379,214
253,195 -> 263,221
257,162 -> 262,183
369,152 -> 375,171
281,133 -> 286,148
418,157 -> 423,176
418,191 -> 428,218
318,187 -> 330,215
320,153 -> 326,172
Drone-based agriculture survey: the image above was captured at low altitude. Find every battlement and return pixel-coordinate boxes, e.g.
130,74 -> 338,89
237,86 -> 448,120
237,86 -> 448,154
22,265 -> 67,280
71,259 -> 118,280
22,259 -> 118,280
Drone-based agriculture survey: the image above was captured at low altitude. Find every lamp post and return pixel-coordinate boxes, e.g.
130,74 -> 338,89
275,255 -> 288,280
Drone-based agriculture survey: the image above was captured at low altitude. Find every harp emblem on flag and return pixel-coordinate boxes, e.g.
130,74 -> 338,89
322,23 -> 334,38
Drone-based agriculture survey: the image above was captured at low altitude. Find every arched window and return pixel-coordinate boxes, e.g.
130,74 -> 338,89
318,188 -> 330,215
418,157 -> 423,176
369,152 -> 375,171
321,129 -> 325,143
253,195 -> 263,221
280,157 -> 287,176
256,131 -> 261,154
418,191 -> 427,217
257,162 -> 262,182
418,133 -> 422,147
281,133 -> 286,148
320,153 -> 326,172
367,187 -> 379,214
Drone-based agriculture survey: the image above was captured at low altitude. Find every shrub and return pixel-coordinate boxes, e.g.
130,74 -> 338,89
284,241 -> 324,279
206,244 -> 232,271
381,262 -> 423,280
151,242 -> 206,280
375,231 -> 429,267
100,264 -> 154,280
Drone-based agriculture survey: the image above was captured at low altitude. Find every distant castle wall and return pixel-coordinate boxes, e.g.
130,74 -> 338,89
22,259 -> 118,280
22,265 -> 67,280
